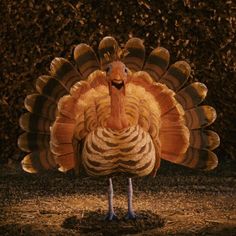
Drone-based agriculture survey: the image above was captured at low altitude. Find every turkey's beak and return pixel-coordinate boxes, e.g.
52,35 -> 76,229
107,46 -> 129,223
109,75 -> 126,96
111,80 -> 125,90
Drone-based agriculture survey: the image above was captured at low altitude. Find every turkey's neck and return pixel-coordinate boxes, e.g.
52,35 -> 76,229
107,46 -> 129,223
107,89 -> 129,130
111,91 -> 126,118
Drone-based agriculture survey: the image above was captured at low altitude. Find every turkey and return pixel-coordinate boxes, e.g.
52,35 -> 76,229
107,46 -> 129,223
18,36 -> 220,220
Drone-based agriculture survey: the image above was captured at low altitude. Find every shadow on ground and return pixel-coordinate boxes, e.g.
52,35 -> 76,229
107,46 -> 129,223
62,209 -> 164,235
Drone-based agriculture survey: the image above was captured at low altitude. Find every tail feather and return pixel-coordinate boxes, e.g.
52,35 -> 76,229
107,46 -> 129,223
36,75 -> 68,101
50,122 -> 75,145
175,82 -> 208,110
21,150 -> 57,173
50,142 -> 74,156
50,57 -> 81,90
160,125 -> 190,160
185,105 -> 217,129
24,94 -> 57,120
18,132 -> 50,152
161,104 -> 185,123
98,36 -> 119,69
122,37 -> 145,72
156,90 -> 178,115
56,153 -> 75,172
176,147 -> 218,170
19,113 -> 51,133
190,130 -> 220,150
159,61 -> 191,91
74,43 -> 100,78
144,47 -> 170,81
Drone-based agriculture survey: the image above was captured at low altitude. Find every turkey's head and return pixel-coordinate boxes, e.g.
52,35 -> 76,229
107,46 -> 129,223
105,61 -> 128,96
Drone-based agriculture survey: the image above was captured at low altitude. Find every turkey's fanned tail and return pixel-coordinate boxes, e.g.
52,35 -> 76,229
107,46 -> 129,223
18,58 -> 82,173
141,50 -> 219,171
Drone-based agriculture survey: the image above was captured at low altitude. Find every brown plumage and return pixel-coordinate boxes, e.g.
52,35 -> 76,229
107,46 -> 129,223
18,36 -> 220,220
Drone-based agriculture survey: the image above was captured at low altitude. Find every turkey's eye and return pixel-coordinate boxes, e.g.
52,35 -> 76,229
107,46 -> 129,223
106,65 -> 112,74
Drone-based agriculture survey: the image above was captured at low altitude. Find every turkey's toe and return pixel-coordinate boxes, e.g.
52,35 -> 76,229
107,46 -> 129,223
104,211 -> 118,221
124,211 -> 137,220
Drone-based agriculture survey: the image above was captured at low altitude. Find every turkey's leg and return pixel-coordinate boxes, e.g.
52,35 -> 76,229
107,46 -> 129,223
125,178 -> 137,220
105,178 -> 117,221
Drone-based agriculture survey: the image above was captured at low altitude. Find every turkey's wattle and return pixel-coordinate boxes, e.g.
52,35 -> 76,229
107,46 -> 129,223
18,36 -> 220,221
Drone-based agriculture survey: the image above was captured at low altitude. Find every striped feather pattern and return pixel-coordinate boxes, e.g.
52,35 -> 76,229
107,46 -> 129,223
74,43 -> 100,78
175,82 -> 207,110
50,57 -> 81,90
185,105 -> 217,129
122,38 -> 145,72
98,36 -> 119,69
24,94 -> 57,120
36,75 -> 68,101
21,150 -> 57,173
19,113 -> 51,133
18,132 -> 50,152
159,61 -> 191,91
144,47 -> 170,81
82,126 -> 156,176
189,130 -> 220,150
175,147 -> 218,170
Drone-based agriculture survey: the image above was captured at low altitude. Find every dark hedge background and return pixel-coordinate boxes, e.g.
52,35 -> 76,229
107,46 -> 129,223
0,0 -> 235,165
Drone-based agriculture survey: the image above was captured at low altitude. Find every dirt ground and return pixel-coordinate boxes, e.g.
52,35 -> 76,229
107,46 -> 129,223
0,161 -> 235,236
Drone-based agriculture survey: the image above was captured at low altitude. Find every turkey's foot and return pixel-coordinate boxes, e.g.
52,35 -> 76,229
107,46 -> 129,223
124,211 -> 137,220
104,211 -> 118,221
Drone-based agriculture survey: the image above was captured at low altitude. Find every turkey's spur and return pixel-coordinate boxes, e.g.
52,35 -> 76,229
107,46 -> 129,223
18,37 -> 220,221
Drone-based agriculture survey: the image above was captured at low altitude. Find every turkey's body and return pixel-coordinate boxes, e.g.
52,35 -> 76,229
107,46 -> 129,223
18,36 -> 220,220
82,126 -> 156,176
